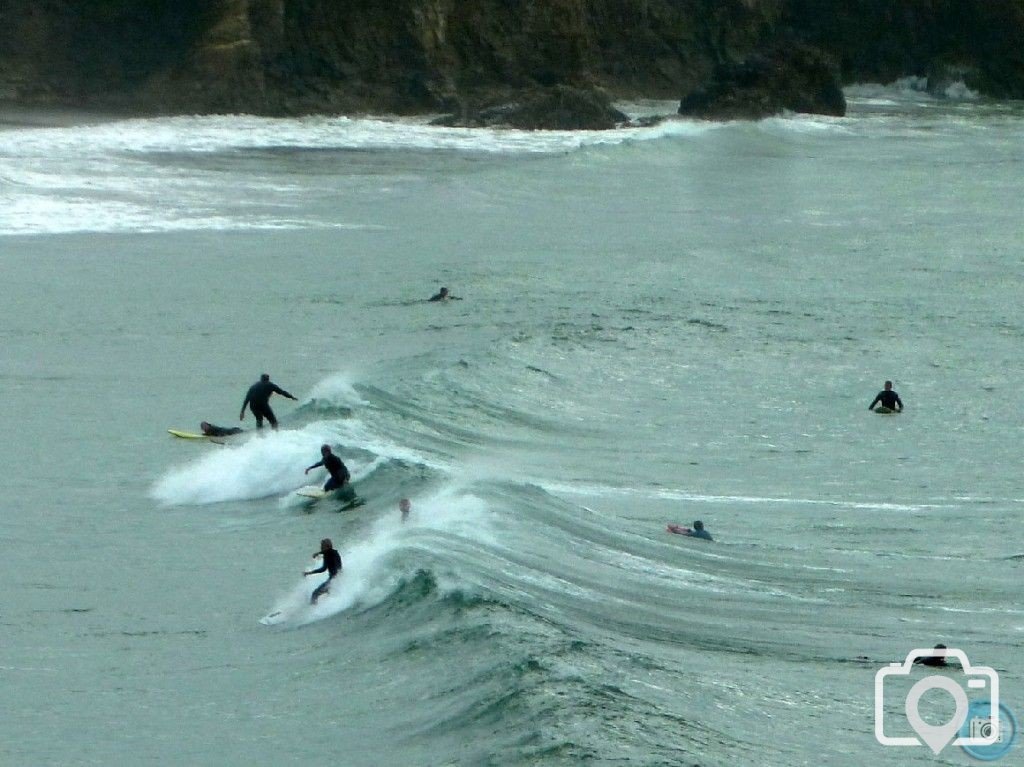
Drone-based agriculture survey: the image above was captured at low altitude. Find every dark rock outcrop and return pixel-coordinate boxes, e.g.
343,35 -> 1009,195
1,0 -> 1023,122
678,41 -> 846,119
783,0 -> 1024,99
0,0 -> 787,117
433,86 -> 628,130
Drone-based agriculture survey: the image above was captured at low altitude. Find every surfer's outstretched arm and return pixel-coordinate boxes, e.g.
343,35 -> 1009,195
240,393 -> 251,420
305,562 -> 327,576
305,460 -> 324,475
273,384 -> 297,401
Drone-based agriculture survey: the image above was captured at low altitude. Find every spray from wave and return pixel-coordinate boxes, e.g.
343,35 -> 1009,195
261,489 -> 491,627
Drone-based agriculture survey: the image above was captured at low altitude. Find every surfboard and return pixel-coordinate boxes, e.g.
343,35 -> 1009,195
873,406 -> 899,415
168,429 -> 211,439
295,485 -> 329,500
167,428 -> 230,445
667,524 -> 690,535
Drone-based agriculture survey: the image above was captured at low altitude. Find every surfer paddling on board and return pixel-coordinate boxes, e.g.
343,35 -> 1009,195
667,520 -> 713,541
200,421 -> 243,437
305,445 -> 350,492
304,538 -> 342,604
428,286 -> 461,302
240,373 -> 297,429
869,380 -> 903,413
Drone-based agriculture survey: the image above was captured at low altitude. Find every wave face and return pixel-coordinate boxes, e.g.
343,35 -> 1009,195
5,95 -> 1024,766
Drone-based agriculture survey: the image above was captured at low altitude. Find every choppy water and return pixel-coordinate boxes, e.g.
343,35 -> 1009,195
2,84 -> 1022,766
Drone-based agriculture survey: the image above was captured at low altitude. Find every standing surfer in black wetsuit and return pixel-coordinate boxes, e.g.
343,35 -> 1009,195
304,538 -> 342,604
240,373 -> 297,429
869,380 -> 903,412
305,444 -> 350,492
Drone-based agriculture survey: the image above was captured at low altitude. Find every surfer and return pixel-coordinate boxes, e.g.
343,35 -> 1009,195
200,421 -> 243,437
240,373 -> 297,429
305,444 -> 350,492
304,538 -> 342,604
399,498 -> 411,522
869,380 -> 903,412
668,520 -> 714,541
913,644 -> 949,667
685,520 -> 713,541
428,286 -> 460,302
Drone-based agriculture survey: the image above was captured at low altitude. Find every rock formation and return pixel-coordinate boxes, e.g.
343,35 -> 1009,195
679,41 -> 846,119
0,0 -> 1022,124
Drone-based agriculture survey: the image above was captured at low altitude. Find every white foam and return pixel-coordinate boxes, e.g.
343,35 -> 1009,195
261,490 -> 489,627
942,81 -> 979,101
151,423 -> 350,505
540,480 -> 941,512
0,113 -> 713,158
150,411 -> 436,505
307,372 -> 369,408
0,113 -> 717,236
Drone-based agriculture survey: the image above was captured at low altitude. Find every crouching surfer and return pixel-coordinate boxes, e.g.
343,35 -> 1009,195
305,538 -> 342,604
305,444 -> 350,492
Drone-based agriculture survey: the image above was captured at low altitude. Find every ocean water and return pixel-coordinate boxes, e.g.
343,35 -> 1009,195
1,85 -> 1022,766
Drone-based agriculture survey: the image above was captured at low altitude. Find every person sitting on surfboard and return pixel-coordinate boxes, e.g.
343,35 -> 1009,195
240,373 -> 297,429
428,286 -> 460,301
200,421 -> 243,438
304,538 -> 342,604
667,520 -> 713,541
869,380 -> 903,413
305,444 -> 350,492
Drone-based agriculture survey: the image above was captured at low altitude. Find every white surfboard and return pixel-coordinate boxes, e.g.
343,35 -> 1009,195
295,485 -> 329,500
167,428 -> 229,445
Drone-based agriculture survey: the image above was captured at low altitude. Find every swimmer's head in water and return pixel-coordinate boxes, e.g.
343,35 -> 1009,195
261,373 -> 270,382
693,520 -> 705,531
439,287 -> 449,296
200,421 -> 211,433
399,498 -> 411,513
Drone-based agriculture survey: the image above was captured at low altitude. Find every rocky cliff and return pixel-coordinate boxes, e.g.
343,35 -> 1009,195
1,0 -> 1022,121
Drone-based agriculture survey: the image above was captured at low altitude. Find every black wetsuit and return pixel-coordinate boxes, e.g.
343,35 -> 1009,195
869,389 -> 903,411
309,549 -> 342,603
204,424 -> 243,437
242,380 -> 295,428
309,453 -> 350,491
